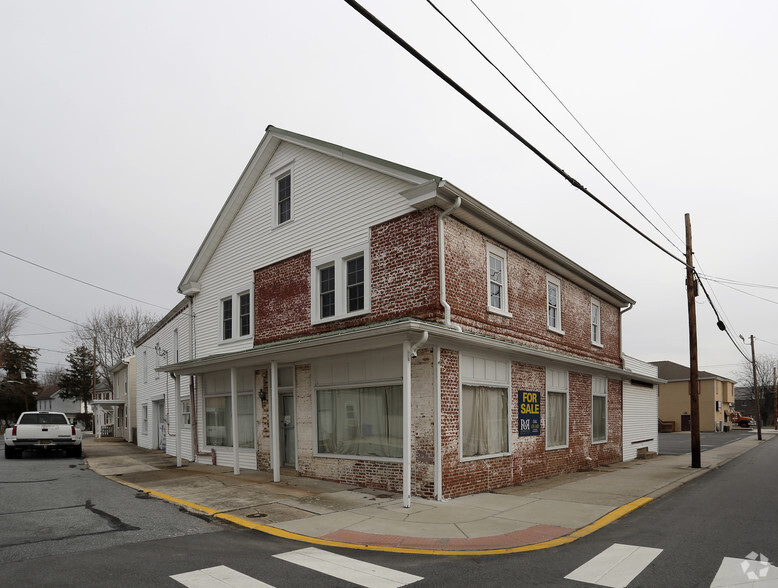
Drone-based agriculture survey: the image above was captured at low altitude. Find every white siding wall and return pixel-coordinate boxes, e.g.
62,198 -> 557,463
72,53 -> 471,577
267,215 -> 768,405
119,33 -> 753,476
192,142 -> 418,360
622,355 -> 659,460
135,306 -> 193,458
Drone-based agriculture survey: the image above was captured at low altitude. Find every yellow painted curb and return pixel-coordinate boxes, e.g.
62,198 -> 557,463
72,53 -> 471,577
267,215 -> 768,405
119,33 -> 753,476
123,485 -> 654,556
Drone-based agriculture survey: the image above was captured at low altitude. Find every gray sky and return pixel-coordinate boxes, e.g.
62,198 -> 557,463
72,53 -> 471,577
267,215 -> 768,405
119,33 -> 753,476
2,0 -> 776,383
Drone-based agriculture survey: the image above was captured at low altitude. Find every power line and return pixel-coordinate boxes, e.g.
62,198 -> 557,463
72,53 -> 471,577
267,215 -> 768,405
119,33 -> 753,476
427,0 -> 684,257
469,0 -> 686,253
0,290 -> 87,329
0,248 -> 173,311
344,0 -> 687,268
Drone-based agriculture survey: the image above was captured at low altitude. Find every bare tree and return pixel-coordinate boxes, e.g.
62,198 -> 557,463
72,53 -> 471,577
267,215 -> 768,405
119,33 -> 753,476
735,353 -> 778,426
68,306 -> 159,389
40,366 -> 66,387
0,300 -> 26,340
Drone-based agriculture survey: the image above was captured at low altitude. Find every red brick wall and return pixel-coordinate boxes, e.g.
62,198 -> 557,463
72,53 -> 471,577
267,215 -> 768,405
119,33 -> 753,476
441,358 -> 623,499
443,216 -> 623,367
254,209 -> 440,345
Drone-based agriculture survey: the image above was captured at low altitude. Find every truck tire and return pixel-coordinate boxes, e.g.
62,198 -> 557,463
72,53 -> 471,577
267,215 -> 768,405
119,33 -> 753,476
68,446 -> 82,459
4,445 -> 15,459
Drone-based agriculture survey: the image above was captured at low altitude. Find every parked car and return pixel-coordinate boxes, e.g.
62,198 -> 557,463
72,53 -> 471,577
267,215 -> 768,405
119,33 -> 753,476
4,411 -> 83,459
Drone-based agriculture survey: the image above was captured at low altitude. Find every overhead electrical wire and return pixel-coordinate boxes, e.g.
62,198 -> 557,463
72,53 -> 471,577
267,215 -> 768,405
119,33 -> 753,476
468,0 -> 686,252
344,0 -> 687,268
426,0 -> 684,258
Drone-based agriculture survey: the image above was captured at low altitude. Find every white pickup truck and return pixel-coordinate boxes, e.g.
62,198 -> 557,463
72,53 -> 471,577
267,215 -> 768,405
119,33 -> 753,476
4,411 -> 83,459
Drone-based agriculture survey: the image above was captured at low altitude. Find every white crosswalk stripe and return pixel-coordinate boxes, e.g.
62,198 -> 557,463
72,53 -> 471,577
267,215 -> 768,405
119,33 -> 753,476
274,547 -> 423,588
710,556 -> 778,587
565,543 -> 663,588
171,565 -> 275,588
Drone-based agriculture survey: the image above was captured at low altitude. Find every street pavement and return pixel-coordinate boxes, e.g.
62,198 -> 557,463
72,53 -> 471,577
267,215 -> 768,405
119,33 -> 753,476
82,429 -> 778,555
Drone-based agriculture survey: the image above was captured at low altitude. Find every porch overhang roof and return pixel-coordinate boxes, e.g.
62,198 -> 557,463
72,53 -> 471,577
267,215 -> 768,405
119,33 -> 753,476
157,319 -> 661,384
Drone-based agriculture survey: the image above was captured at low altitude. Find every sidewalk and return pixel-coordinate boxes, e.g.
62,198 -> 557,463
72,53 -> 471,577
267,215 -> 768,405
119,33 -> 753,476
83,430 -> 777,555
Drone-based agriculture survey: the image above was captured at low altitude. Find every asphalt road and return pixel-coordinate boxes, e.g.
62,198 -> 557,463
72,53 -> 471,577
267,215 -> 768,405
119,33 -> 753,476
658,429 -> 756,456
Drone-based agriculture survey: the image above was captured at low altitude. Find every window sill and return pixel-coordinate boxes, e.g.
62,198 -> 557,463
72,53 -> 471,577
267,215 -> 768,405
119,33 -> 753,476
460,451 -> 510,462
592,439 -> 607,445
311,308 -> 370,326
547,326 -> 565,336
218,335 -> 253,346
487,307 -> 513,319
313,452 -> 402,463
591,341 -> 604,348
545,443 -> 569,451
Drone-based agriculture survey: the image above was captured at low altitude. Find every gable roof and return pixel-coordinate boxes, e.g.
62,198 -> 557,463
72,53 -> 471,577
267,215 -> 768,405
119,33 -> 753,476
177,126 -> 635,308
650,360 -> 736,384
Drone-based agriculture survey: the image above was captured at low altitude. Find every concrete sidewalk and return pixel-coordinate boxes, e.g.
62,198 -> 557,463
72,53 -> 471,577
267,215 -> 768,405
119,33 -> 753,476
83,430 -> 777,554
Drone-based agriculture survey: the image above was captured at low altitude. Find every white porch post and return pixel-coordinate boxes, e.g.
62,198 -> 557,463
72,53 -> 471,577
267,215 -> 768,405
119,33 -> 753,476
271,361 -> 280,482
175,375 -> 182,468
403,340 -> 411,508
230,367 -> 239,475
434,346 -> 442,500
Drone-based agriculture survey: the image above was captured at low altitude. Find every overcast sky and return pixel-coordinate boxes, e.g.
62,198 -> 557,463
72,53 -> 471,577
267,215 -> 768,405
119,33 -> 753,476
2,0 -> 776,383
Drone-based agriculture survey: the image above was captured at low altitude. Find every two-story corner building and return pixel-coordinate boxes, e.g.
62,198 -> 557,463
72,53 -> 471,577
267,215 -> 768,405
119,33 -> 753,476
651,360 -> 736,432
141,125 -> 654,502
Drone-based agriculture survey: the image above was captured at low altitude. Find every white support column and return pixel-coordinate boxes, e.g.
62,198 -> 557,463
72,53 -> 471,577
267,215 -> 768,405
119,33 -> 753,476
434,346 -> 442,500
175,375 -> 182,468
271,361 -> 280,483
230,367 -> 239,475
403,340 -> 411,508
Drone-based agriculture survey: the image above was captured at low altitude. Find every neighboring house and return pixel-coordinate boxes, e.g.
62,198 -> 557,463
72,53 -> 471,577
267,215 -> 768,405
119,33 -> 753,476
621,356 -> 661,460
35,384 -> 83,422
135,300 -> 192,455
110,357 -> 137,442
137,125 -> 662,502
91,380 -> 122,438
651,361 -> 736,432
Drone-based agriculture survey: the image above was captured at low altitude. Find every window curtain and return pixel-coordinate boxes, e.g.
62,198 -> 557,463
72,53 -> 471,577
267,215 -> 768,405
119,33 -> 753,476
462,385 -> 507,457
547,390 -> 567,447
205,393 -> 254,448
593,395 -> 606,442
317,386 -> 402,458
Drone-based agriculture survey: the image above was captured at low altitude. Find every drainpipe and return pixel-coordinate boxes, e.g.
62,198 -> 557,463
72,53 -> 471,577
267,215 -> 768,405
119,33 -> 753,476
439,197 -> 462,331
619,302 -> 635,365
434,346 -> 442,500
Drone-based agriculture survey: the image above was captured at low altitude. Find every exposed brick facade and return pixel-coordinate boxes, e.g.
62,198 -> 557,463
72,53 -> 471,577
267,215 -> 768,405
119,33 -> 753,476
248,204 -> 627,499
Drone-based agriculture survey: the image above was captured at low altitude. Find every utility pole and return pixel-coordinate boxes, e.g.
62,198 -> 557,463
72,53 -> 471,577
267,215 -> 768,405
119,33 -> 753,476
748,336 -> 762,441
773,367 -> 776,431
93,336 -> 97,433
685,213 -> 701,468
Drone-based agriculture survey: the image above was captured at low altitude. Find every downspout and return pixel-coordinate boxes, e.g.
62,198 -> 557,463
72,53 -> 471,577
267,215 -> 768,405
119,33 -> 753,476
434,346 -> 442,500
403,331 -> 429,508
187,295 -> 210,463
439,197 -> 462,331
619,302 -> 635,364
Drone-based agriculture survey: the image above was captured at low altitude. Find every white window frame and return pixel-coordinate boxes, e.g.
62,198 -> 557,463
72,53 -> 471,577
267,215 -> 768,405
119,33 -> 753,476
592,376 -> 607,444
486,244 -> 512,317
546,275 -> 564,334
545,367 -> 569,450
459,354 -> 511,461
141,404 -> 148,434
181,398 -> 191,427
143,351 -> 148,384
202,370 -> 256,450
273,163 -> 294,227
591,298 -> 603,347
155,342 -> 160,379
311,245 -> 370,324
313,380 -> 403,462
173,329 -> 179,363
219,287 -> 253,344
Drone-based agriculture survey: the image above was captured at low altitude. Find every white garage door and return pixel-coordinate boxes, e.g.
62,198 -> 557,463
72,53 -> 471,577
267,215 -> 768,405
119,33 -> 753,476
623,382 -> 658,461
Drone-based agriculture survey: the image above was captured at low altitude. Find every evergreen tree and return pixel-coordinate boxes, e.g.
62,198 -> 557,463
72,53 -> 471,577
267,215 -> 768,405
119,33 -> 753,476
58,345 -> 95,414
0,339 -> 40,423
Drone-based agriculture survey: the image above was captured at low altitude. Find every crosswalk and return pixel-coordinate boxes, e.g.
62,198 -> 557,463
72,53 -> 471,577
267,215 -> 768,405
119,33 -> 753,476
171,544 -> 778,588
171,547 -> 422,588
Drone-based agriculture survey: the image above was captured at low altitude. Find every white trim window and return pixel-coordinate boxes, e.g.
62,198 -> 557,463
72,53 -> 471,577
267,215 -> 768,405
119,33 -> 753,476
142,404 -> 148,434
275,166 -> 293,226
143,351 -> 148,384
592,376 -> 607,443
181,399 -> 191,426
462,385 -> 509,458
546,275 -> 564,334
203,370 -> 255,449
315,385 -> 402,459
220,289 -> 252,343
487,244 -> 511,317
591,299 -> 602,346
312,246 -> 370,323
546,367 -> 569,449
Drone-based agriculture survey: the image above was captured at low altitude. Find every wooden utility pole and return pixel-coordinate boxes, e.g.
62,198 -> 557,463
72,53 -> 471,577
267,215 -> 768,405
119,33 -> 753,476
748,336 -> 762,441
685,213 -> 701,468
93,336 -> 97,433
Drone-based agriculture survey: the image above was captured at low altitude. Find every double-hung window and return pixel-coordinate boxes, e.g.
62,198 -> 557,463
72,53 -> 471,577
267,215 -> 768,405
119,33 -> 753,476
181,399 -> 191,426
592,376 -> 607,443
275,166 -> 293,226
220,289 -> 252,342
313,247 -> 370,323
591,299 -> 602,346
547,275 -> 563,334
487,244 -> 511,316
546,368 -> 569,449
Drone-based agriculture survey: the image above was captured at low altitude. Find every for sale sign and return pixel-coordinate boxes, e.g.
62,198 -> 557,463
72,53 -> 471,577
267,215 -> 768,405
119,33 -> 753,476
518,390 -> 541,436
